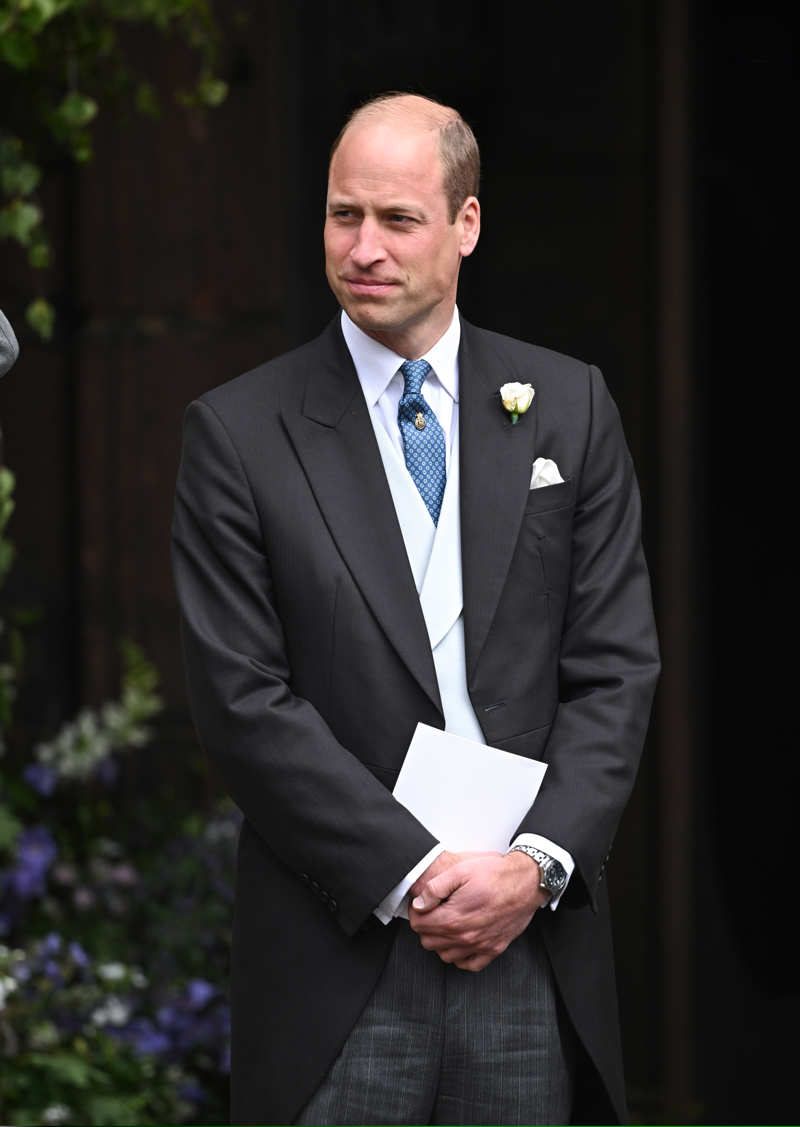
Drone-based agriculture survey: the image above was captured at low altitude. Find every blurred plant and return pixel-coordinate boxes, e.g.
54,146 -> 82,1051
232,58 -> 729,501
0,934 -> 231,1124
0,463 -> 237,1124
0,0 -> 228,339
32,638 -> 162,787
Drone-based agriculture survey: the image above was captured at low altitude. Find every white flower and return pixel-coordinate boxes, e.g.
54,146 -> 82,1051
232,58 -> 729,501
43,1104 -> 72,1125
97,961 -> 126,982
0,973 -> 18,1009
499,382 -> 535,423
90,994 -> 130,1027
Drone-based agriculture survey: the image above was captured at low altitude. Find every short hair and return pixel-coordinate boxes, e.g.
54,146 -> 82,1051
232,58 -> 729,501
329,92 -> 480,224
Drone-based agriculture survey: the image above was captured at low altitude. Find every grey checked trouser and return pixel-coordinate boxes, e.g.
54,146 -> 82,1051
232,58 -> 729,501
295,918 -> 574,1126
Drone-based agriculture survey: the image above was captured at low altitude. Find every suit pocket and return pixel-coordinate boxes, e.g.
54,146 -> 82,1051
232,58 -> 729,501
524,476 -> 575,515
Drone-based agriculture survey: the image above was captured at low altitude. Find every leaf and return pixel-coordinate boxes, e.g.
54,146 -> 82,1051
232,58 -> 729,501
26,297 -> 55,340
0,466 -> 16,498
0,161 -> 41,197
28,1050 -> 93,1087
72,134 -> 93,163
0,802 -> 22,851
86,1094 -> 146,1126
27,237 -> 51,268
57,91 -> 99,129
196,74 -> 227,108
0,32 -> 38,70
0,200 -> 42,245
0,540 -> 15,583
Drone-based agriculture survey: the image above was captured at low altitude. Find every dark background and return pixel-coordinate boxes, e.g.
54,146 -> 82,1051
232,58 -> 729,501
1,1 -> 795,1121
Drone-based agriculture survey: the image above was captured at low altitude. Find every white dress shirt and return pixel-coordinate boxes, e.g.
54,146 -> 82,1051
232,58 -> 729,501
340,309 -> 575,919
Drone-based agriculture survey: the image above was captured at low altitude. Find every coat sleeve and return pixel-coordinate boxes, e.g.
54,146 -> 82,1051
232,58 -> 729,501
171,399 -> 438,935
515,365 -> 660,908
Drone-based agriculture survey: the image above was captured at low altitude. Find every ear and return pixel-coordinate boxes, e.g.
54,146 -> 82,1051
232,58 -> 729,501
457,196 -> 481,258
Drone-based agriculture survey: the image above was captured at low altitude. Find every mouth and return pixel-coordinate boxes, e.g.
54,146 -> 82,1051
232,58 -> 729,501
343,278 -> 398,297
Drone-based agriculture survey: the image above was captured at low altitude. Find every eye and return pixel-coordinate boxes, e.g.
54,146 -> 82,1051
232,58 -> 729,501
388,214 -> 415,226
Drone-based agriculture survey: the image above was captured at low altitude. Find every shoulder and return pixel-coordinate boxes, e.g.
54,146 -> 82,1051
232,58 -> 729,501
460,318 -> 601,412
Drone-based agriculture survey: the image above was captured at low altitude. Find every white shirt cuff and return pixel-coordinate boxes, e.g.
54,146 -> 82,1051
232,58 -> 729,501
510,833 -> 575,910
372,843 -> 446,924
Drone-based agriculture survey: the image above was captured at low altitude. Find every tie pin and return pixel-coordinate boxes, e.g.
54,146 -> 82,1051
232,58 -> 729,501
414,412 -> 426,430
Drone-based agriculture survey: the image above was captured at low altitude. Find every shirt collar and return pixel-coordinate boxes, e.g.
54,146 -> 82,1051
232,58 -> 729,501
340,307 -> 461,407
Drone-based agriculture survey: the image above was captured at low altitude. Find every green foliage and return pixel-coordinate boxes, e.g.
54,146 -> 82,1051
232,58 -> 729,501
0,0 -> 227,339
0,940 -> 217,1125
0,467 -> 236,1124
0,802 -> 22,851
24,296 -> 54,337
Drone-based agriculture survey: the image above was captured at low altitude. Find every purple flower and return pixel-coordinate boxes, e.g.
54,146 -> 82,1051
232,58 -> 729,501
175,1012 -> 218,1051
23,762 -> 57,796
156,1003 -> 189,1033
11,960 -> 31,983
68,941 -> 90,968
41,932 -> 62,955
185,978 -> 216,1011
120,1017 -> 171,1056
11,827 -> 58,899
43,958 -> 63,984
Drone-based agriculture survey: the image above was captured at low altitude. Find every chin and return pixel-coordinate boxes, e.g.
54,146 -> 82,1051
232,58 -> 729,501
344,305 -> 403,335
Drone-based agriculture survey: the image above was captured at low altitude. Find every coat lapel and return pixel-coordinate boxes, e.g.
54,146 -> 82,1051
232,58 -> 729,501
459,320 -> 539,685
280,319 -> 443,715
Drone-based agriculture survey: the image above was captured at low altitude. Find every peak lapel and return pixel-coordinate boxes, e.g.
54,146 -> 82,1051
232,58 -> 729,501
281,320 -> 442,715
459,321 -> 538,685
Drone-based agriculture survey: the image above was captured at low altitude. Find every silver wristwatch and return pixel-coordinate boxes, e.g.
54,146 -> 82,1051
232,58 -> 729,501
508,844 -> 567,896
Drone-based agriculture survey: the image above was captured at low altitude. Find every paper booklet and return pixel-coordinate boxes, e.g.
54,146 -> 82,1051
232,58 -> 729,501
392,722 -> 547,853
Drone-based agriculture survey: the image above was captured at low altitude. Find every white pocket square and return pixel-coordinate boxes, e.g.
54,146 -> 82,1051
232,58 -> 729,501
529,457 -> 564,489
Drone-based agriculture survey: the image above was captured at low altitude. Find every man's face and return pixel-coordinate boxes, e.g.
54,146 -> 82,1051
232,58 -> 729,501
324,119 -> 479,358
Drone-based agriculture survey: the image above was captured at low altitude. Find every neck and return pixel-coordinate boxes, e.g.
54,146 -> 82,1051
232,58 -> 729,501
360,306 -> 457,360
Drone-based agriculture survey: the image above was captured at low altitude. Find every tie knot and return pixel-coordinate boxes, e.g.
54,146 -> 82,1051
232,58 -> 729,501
400,359 -> 432,398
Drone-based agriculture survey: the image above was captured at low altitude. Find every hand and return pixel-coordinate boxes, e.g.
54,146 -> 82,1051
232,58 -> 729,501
407,850 -> 548,972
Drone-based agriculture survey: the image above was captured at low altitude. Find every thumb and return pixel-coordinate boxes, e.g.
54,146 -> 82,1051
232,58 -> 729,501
411,866 -> 462,912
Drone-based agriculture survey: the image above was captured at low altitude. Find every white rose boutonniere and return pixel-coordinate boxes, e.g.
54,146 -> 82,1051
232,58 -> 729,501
499,382 -> 535,425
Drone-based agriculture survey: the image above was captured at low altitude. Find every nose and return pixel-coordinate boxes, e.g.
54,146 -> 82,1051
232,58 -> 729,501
349,217 -> 386,269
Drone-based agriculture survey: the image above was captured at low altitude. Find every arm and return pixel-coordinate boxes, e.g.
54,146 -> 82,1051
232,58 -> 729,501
409,364 -> 660,963
171,400 -> 438,935
514,365 -> 660,904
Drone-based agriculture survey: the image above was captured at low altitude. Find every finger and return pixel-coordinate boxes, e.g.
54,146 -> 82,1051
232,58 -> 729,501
453,953 -> 493,972
434,945 -> 478,963
410,865 -> 464,912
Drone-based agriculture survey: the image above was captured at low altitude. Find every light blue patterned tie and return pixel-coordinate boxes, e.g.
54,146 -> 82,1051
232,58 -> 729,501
397,359 -> 446,525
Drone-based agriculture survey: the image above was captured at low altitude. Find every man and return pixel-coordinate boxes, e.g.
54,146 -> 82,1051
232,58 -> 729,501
172,93 -> 659,1125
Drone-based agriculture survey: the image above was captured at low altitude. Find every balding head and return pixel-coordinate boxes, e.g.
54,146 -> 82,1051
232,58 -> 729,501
330,93 -> 480,223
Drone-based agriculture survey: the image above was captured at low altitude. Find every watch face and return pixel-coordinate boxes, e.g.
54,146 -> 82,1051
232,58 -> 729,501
543,860 -> 567,893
